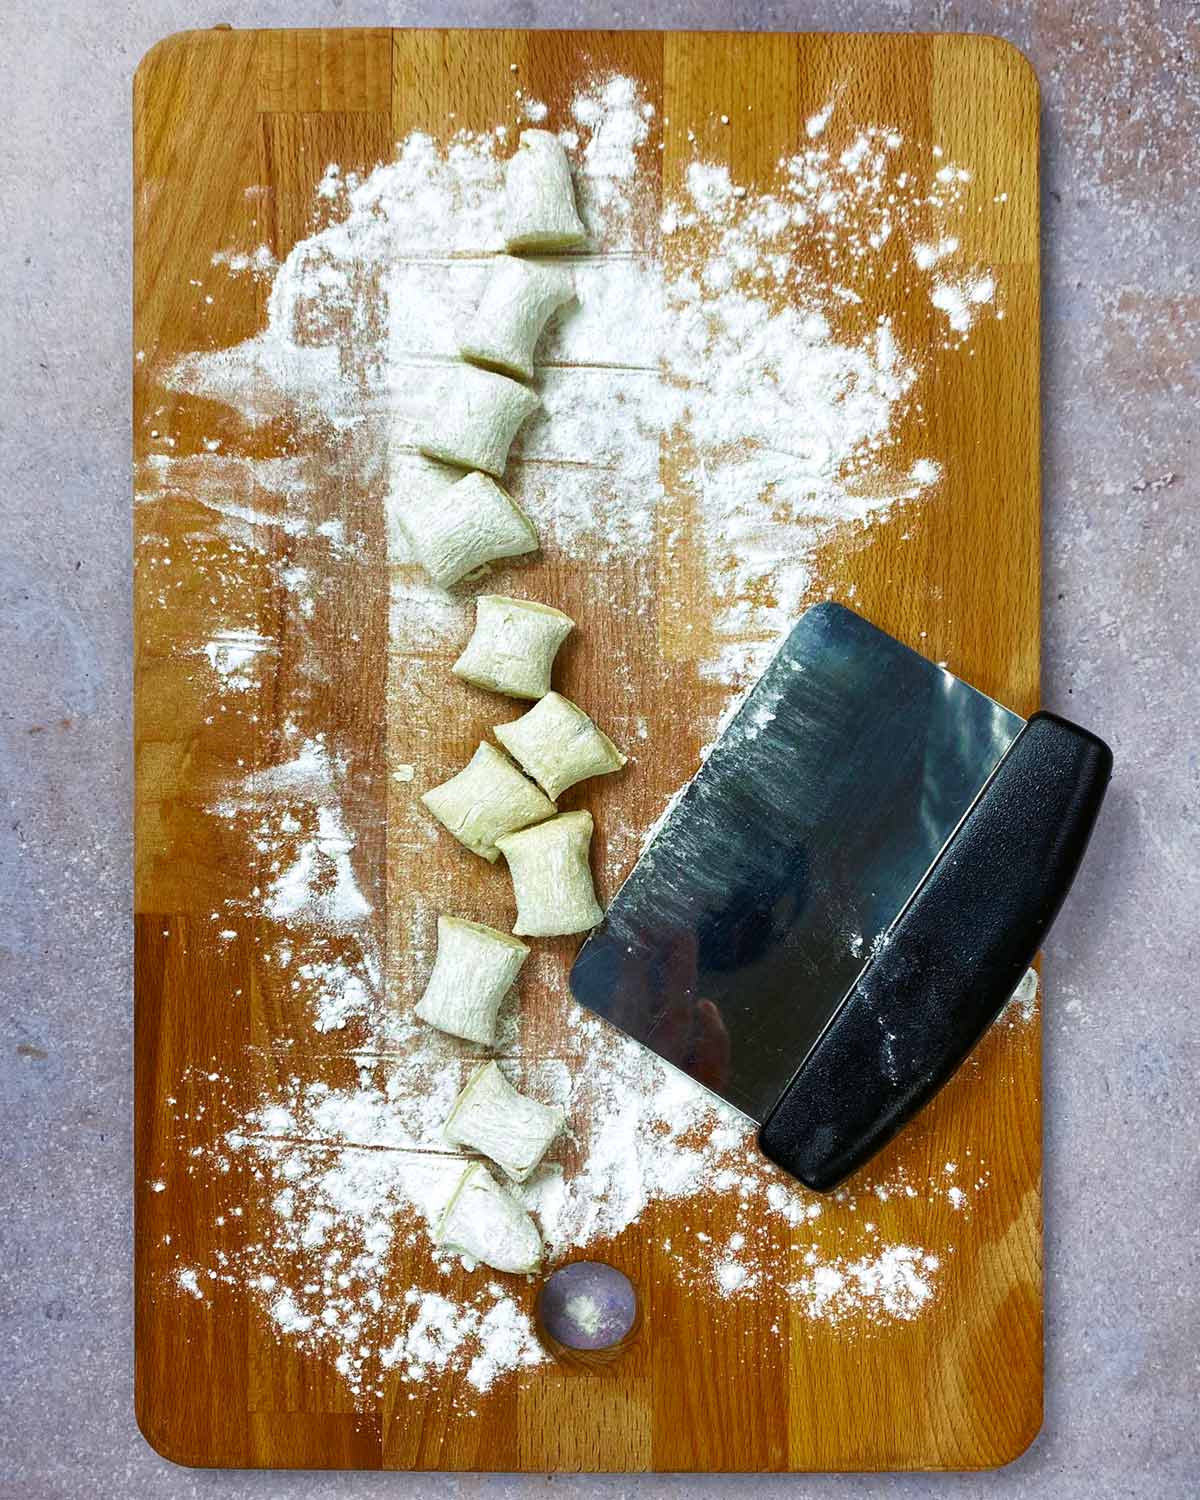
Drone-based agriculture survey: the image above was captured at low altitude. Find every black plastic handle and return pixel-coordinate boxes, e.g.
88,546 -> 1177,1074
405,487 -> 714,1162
758,712 -> 1112,1192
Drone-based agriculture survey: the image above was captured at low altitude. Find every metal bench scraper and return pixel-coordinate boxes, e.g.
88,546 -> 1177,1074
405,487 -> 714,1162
570,602 -> 1111,1191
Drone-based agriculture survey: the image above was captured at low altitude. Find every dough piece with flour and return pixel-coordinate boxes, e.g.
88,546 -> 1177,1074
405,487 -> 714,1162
453,595 -> 574,701
443,1061 -> 564,1183
418,363 -> 540,477
494,692 -> 626,800
422,742 -> 556,862
503,130 -> 586,253
415,916 -> 530,1046
435,1161 -> 543,1274
397,470 -> 537,589
496,810 -> 603,937
461,257 -> 575,383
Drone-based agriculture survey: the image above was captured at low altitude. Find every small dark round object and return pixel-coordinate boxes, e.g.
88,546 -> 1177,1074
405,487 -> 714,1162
537,1261 -> 639,1354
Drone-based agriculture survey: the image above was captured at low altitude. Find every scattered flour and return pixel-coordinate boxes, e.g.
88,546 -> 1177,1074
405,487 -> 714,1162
296,958 -> 374,1033
177,1268 -> 205,1300
565,1293 -> 603,1336
382,1290 -> 545,1393
913,236 -> 959,270
199,630 -> 275,692
931,271 -> 998,335
806,96 -> 837,138
910,457 -> 943,487
211,244 -> 278,276
266,803 -> 371,927
789,1245 -> 940,1324
716,1259 -> 756,1296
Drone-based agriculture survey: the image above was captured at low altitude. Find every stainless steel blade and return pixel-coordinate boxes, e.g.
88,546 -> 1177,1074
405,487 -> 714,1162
570,603 -> 1025,1123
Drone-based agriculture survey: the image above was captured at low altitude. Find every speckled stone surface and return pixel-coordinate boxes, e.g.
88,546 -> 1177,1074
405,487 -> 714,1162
2,2 -> 1195,1495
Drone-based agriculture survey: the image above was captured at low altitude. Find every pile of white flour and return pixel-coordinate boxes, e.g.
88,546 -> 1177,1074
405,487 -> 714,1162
140,71 -> 1025,1403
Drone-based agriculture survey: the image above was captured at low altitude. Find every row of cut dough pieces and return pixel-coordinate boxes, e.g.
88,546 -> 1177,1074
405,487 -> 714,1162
420,195 -> 614,930
399,132 -> 585,592
413,135 -> 590,1272
419,610 -> 625,1269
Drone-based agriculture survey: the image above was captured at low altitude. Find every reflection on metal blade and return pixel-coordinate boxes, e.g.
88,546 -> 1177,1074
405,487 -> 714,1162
570,603 -> 1024,1123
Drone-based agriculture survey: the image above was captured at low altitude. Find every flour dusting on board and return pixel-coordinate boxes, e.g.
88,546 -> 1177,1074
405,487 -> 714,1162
138,73 -> 1020,1404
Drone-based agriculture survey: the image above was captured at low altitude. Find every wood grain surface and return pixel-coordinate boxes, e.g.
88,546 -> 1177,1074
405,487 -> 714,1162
134,27 -> 1042,1472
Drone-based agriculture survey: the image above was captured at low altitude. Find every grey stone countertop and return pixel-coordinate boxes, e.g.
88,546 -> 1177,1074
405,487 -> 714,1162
1,1 -> 1195,1496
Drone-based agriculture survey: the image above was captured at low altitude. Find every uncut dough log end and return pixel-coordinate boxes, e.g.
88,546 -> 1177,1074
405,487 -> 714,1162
503,130 -> 587,253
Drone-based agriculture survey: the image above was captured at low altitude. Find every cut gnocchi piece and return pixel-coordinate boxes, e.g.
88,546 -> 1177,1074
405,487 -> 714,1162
396,470 -> 538,590
494,692 -> 627,801
418,363 -> 540,477
496,810 -> 603,937
434,1161 -> 543,1274
461,256 -> 575,383
503,129 -> 587,253
422,741 -> 556,862
414,916 -> 530,1046
453,595 -> 574,701
443,1061 -> 565,1183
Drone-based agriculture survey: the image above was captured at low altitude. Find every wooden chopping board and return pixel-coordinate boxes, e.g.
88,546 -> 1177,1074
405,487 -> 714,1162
134,27 -> 1041,1472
